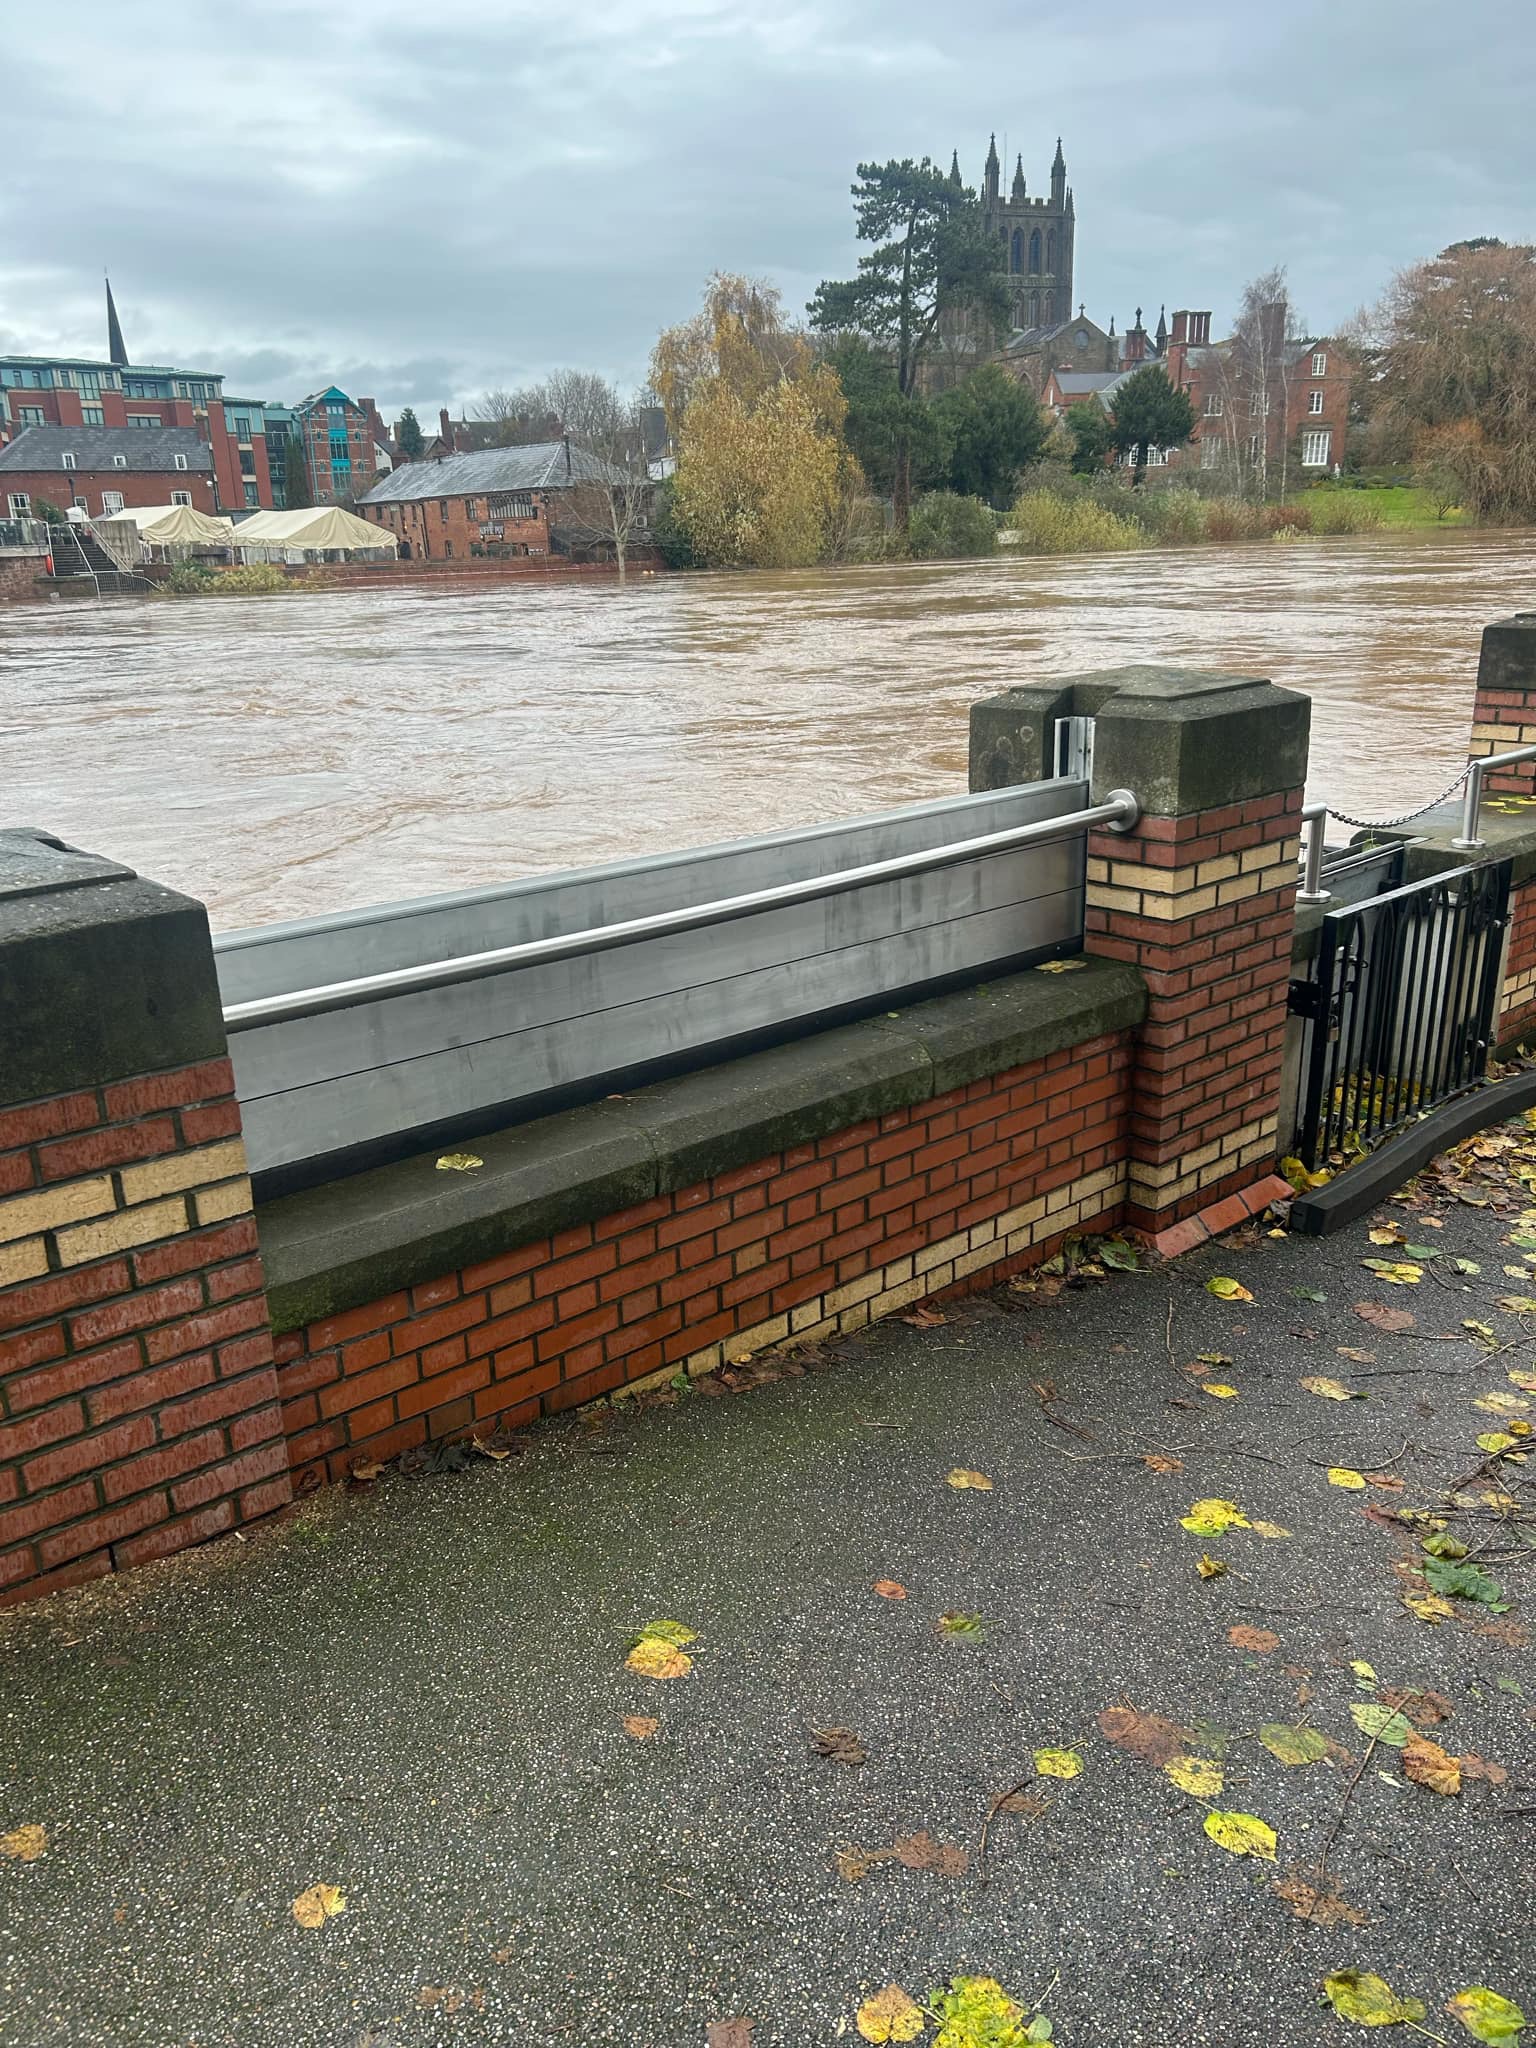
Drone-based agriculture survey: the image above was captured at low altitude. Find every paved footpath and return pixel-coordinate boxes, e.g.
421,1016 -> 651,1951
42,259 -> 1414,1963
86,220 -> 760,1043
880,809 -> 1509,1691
1,1136 -> 1533,2048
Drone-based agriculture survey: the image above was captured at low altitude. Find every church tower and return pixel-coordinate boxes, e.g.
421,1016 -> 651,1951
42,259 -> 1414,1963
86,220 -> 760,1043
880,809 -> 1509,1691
974,134 -> 1075,333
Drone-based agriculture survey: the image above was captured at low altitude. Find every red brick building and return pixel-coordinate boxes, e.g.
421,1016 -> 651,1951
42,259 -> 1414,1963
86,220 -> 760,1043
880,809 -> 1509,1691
357,441 -> 638,562
1163,308 -> 1352,482
0,426 -> 217,521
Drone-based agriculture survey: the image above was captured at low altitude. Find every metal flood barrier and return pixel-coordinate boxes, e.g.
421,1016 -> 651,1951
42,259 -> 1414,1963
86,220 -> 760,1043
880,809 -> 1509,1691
216,777 -> 1134,1194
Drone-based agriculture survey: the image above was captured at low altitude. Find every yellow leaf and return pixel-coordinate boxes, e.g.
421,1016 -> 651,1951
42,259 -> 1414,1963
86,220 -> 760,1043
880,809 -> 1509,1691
1475,1392 -> 1531,1414
1202,1809 -> 1276,1860
1165,1755 -> 1224,1795
626,1637 -> 693,1680
1301,1375 -> 1357,1401
0,1824 -> 47,1863
1508,1368 -> 1536,1392
434,1152 -> 484,1172
1033,1747 -> 1082,1780
1446,1986 -> 1528,2044
1034,958 -> 1083,974
1323,1970 -> 1427,2027
1197,1554 -> 1227,1580
1351,1659 -> 1378,1684
1258,1723 -> 1330,1767
1250,1520 -> 1293,1539
621,1714 -> 659,1740
1402,1734 -> 1461,1796
1403,1591 -> 1455,1623
1201,1382 -> 1240,1399
946,1468 -> 993,1491
1368,1225 -> 1405,1245
1205,1276 -> 1254,1302
1328,1467 -> 1367,1489
1477,1432 -> 1517,1454
856,1983 -> 925,2043
1180,1497 -> 1250,1535
291,1883 -> 347,1929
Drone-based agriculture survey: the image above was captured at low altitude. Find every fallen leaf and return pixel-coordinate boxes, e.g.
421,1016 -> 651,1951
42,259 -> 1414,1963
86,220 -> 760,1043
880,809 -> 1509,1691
996,1788 -> 1049,1817
1272,1866 -> 1366,1926
626,1638 -> 693,1680
856,1984 -> 925,2043
1033,1747 -> 1082,1780
1495,1294 -> 1536,1314
1476,1431 -> 1518,1454
1349,1702 -> 1413,1747
434,1152 -> 483,1172
1365,1473 -> 1405,1490
621,1714 -> 659,1740
899,1305 -> 947,1328
1203,1809 -> 1277,1860
937,1610 -> 986,1639
1351,1659 -> 1378,1686
930,1977 -> 1036,2044
1402,1734 -> 1461,1796
1336,1347 -> 1376,1364
1379,1686 -> 1453,1726
707,2020 -> 756,2048
892,1831 -> 968,1875
1143,1453 -> 1183,1474
811,1726 -> 868,1767
292,1883 -> 347,1929
1460,1753 -> 1509,1786
1509,1368 -> 1536,1392
1165,1755 -> 1224,1795
1355,1301 -> 1416,1333
1422,1556 -> 1509,1608
1099,1238 -> 1141,1271
1034,958 -> 1083,974
946,1468 -> 993,1491
348,1457 -> 385,1484
1202,1382 -> 1240,1399
1465,1320 -> 1500,1348
1259,1724 -> 1330,1767
0,1825 -> 47,1863
1294,1284 -> 1328,1302
1196,1351 -> 1234,1367
1228,1625 -> 1280,1653
872,1579 -> 908,1600
632,1617 -> 696,1645
469,1435 -> 515,1462
1403,1591 -> 1456,1623
1446,1987 -> 1527,2045
1476,1392 -> 1531,1415
1250,1520 -> 1293,1539
1324,1970 -> 1427,2027
1097,1706 -> 1191,1766
1197,1554 -> 1227,1580
1206,1277 -> 1253,1302
1361,1258 -> 1423,1285
1328,1467 -> 1367,1490
1180,1497 -> 1250,1535
1302,1375 -> 1361,1401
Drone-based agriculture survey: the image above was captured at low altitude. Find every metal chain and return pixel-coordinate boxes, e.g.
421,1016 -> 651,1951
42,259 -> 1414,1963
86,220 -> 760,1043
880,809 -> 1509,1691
1324,762 -> 1472,832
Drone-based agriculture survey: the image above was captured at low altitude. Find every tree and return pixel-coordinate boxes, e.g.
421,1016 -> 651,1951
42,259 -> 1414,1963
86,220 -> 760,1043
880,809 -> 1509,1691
396,407 -> 424,460
822,336 -> 950,501
1372,241 -> 1536,519
1064,404 -> 1115,474
1199,268 -> 1306,497
652,274 -> 815,441
1108,367 -> 1196,487
809,159 -> 1010,528
545,378 -> 652,581
931,364 -> 1048,506
33,498 -> 64,525
282,435 -> 311,509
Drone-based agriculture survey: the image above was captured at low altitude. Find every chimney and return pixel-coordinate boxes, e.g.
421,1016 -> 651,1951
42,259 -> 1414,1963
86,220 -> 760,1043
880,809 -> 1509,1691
1171,310 -> 1190,346
563,431 -> 572,477
439,406 -> 453,451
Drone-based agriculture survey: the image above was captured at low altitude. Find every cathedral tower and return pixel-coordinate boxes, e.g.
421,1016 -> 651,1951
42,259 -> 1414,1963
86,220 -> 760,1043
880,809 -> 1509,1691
969,134 -> 1074,333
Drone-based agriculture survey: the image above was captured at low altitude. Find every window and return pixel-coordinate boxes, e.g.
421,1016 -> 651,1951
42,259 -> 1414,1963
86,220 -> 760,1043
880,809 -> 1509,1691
101,490 -> 124,514
490,492 -> 535,522
1046,229 -> 1056,274
1028,228 -> 1041,273
171,490 -> 193,507
240,450 -> 256,475
18,406 -> 43,426
1308,389 -> 1325,415
445,541 -> 454,557
129,414 -> 160,429
234,416 -> 251,441
82,405 -> 104,426
6,493 -> 29,517
243,483 -> 259,507
1204,394 -> 1224,417
77,370 -> 101,396
112,454 -> 127,468
1010,228 -> 1022,274
1312,351 -> 1327,377
173,453 -> 188,470
439,500 -> 449,523
1301,428 -> 1333,468
464,499 -> 478,519
1201,437 -> 1222,470
61,452 -> 76,469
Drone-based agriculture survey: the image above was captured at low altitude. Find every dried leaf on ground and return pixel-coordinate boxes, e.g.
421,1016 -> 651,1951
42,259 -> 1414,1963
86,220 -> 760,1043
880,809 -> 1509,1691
1355,1301 -> 1416,1333
996,1787 -> 1049,1817
1337,1347 -> 1376,1364
899,1306 -> 947,1328
1302,1376 -> 1362,1401
1197,1554 -> 1227,1579
1402,1735 -> 1461,1796
626,1638 -> 693,1680
1180,1497 -> 1250,1535
1461,1753 -> 1510,1786
1379,1686 -> 1453,1727
1203,1809 -> 1277,1860
1206,1276 -> 1254,1302
348,1458 -> 385,1484
855,1984 -> 925,2043
435,1152 -> 483,1172
872,1579 -> 908,1600
946,1468 -> 993,1491
1403,1591 -> 1456,1623
1202,1382 -> 1240,1398
1273,1866 -> 1366,1926
1228,1625 -> 1280,1653
470,1433 -> 517,1462
1251,1519 -> 1293,1539
622,1714 -> 659,1740
1328,1467 -> 1367,1489
811,1726 -> 868,1767
1362,1258 -> 1423,1285
292,1883 -> 347,1929
1143,1453 -> 1183,1474
1349,1702 -> 1414,1747
1033,1747 -> 1083,1780
706,2020 -> 756,2048
1445,1987 -> 1527,2045
1324,1970 -> 1427,2027
1165,1755 -> 1224,1795
1035,958 -> 1083,974
1098,1705 -> 1191,1766
1259,1723 -> 1330,1767
0,1825 -> 47,1863
893,1831 -> 968,1875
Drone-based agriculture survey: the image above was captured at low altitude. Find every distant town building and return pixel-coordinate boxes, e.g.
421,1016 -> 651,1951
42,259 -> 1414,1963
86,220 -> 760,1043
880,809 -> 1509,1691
291,387 -> 378,505
1164,308 -> 1353,478
356,440 -> 638,561
0,424 -> 217,520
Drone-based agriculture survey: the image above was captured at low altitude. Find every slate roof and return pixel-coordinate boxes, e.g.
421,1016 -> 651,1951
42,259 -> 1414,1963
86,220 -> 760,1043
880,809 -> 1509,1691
358,442 -> 639,504
1050,371 -> 1123,395
0,425 -> 212,473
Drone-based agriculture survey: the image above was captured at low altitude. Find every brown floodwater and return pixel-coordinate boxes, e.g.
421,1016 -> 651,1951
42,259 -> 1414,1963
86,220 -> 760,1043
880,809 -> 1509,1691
2,528 -> 1533,930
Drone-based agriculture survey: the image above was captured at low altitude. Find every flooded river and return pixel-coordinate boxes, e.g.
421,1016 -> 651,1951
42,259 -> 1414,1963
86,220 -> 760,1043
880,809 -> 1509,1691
2,529 -> 1532,930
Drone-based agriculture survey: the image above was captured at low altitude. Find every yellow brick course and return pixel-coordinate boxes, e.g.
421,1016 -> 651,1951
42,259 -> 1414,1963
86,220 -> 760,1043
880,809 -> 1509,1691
0,1237 -> 49,1287
54,1195 -> 189,1269
0,1175 -> 114,1247
119,1139 -> 248,1207
194,1177 -> 255,1227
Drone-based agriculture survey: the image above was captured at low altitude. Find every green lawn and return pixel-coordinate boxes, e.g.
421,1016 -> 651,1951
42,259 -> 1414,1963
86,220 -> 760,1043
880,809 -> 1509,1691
1306,483 -> 1470,527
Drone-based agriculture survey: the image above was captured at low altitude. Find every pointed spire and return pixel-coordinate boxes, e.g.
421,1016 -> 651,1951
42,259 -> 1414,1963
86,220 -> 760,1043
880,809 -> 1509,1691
1011,153 -> 1026,201
1052,136 -> 1066,176
1155,305 -> 1168,349
948,148 -> 962,189
982,132 -> 1000,204
105,275 -> 128,368
1109,315 -> 1116,336
985,132 -> 1000,172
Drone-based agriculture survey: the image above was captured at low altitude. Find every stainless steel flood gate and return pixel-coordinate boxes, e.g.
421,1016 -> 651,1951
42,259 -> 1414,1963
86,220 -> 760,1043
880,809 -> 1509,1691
1289,858 -> 1511,1171
216,779 -> 1136,1192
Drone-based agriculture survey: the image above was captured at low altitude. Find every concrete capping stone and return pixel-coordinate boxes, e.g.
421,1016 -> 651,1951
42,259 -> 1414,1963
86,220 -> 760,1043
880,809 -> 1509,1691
257,956 -> 1148,1333
0,832 -> 227,1104
1089,668 -> 1312,818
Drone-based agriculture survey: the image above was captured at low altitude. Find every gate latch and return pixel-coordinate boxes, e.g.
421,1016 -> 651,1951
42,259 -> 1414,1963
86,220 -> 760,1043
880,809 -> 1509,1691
1287,978 -> 1324,1020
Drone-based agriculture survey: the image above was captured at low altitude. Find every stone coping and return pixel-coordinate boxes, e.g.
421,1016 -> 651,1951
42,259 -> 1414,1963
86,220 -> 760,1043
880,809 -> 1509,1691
256,957 -> 1147,1333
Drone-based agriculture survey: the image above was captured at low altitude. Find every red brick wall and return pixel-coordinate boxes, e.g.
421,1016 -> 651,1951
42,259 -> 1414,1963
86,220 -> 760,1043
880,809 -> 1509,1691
0,1058 -> 290,1606
274,1033 -> 1133,1489
1471,687 -> 1536,794
0,468 -> 218,517
0,558 -> 50,604
359,490 -> 551,561
1498,881 -> 1536,1045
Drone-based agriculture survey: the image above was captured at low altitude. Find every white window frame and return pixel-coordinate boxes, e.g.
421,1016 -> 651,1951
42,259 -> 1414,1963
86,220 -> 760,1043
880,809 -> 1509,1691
173,453 -> 189,470
101,490 -> 125,514
1200,437 -> 1222,469
170,489 -> 193,508
1204,394 -> 1223,417
112,452 -> 128,466
1311,351 -> 1327,377
60,451 -> 76,470
1301,428 -> 1332,468
1308,389 -> 1325,415
6,492 -> 30,517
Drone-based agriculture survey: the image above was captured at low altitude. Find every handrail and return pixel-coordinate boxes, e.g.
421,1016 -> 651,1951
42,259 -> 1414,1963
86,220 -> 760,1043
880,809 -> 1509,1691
1296,802 -> 1330,906
1452,744 -> 1536,851
221,788 -> 1140,1032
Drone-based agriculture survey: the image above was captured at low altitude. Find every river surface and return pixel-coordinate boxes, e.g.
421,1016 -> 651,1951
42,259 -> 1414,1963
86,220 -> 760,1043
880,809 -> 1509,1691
2,529 -> 1532,930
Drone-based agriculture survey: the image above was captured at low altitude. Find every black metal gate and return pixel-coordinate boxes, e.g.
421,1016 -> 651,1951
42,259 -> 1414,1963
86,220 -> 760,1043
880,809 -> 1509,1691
1290,859 -> 1511,1170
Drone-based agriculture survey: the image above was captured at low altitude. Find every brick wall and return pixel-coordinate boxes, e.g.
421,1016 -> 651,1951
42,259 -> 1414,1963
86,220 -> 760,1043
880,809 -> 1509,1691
1468,616 -> 1536,794
0,557 -> 49,604
274,1033 -> 1132,1489
359,491 -> 551,562
1498,880 -> 1536,1046
1086,792 -> 1301,1237
0,1057 -> 290,1605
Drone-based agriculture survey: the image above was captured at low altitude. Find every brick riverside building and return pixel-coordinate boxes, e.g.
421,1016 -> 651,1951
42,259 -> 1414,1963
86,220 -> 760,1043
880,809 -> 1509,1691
356,441 -> 638,561
0,425 -> 218,520
292,387 -> 377,505
1162,308 -> 1353,480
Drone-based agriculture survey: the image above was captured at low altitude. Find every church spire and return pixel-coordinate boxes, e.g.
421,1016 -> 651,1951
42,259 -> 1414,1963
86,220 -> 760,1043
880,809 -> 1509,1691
948,148 -> 962,189
1050,136 -> 1067,205
983,131 -> 1000,203
1155,304 -> 1168,351
1011,153 -> 1026,201
105,275 -> 128,368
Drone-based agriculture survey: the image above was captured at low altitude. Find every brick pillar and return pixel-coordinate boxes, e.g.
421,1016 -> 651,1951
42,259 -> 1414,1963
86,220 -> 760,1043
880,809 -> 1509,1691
1082,670 -> 1311,1254
1469,613 -> 1536,794
0,831 -> 289,1606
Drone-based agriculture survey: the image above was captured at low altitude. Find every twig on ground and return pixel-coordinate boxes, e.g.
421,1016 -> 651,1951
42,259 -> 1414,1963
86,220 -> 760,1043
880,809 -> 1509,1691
977,1778 -> 1031,1888
1311,1730 -> 1382,1917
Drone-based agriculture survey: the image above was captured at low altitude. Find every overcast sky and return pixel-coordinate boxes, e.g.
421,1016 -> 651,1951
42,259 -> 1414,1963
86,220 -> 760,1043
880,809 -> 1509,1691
2,0 -> 1530,416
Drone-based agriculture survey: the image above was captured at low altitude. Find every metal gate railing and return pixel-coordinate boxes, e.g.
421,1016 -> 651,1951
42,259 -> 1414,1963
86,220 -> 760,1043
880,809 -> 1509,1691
1290,858 -> 1511,1169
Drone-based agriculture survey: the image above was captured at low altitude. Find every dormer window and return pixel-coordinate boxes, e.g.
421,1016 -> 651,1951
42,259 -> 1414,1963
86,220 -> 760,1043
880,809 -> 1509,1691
61,452 -> 76,470
174,453 -> 188,470
112,453 -> 127,468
